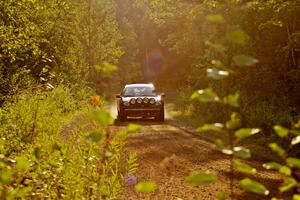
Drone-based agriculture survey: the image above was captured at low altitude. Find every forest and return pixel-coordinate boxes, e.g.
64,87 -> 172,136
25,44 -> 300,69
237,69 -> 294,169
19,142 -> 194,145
1,0 -> 300,199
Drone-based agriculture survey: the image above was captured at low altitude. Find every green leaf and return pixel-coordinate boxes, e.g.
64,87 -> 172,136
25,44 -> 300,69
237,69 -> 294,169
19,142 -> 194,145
1,169 -> 13,184
207,68 -> 229,80
290,129 -> 300,136
293,194 -> 300,200
226,112 -> 241,130
269,143 -> 285,157
205,14 -> 225,23
92,110 -> 114,125
127,124 -> 142,133
186,171 -> 217,186
273,125 -> 289,138
226,29 -> 247,45
279,166 -> 291,176
209,43 -> 225,53
263,162 -> 282,170
135,181 -> 157,193
233,147 -> 251,159
223,92 -> 239,107
235,128 -> 261,140
16,157 -> 30,171
191,88 -> 220,103
215,139 -> 226,150
240,178 -> 269,196
287,157 -> 300,168
86,131 -> 103,142
217,191 -> 228,200
279,177 -> 297,192
233,55 -> 259,67
197,123 -> 224,133
233,161 -> 256,175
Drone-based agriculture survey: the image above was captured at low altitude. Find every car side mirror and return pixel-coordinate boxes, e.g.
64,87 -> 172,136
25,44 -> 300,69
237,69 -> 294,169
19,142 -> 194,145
116,94 -> 121,98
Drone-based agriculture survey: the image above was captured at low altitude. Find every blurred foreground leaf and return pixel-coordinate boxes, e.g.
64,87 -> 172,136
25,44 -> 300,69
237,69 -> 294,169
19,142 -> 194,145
233,55 -> 259,67
197,123 -> 224,133
287,157 -> 300,168
263,162 -> 282,170
273,125 -> 289,138
279,177 -> 297,192
226,29 -> 247,45
269,143 -> 285,157
233,147 -> 251,159
235,128 -> 261,140
223,92 -> 239,107
217,191 -> 228,200
205,14 -> 224,23
279,166 -> 291,176
226,112 -> 241,130
240,178 -> 269,196
293,194 -> 300,200
233,161 -> 256,175
135,181 -> 157,193
191,88 -> 220,103
186,171 -> 217,186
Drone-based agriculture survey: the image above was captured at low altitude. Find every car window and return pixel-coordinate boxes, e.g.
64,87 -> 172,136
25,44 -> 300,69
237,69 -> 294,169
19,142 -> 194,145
123,87 -> 156,97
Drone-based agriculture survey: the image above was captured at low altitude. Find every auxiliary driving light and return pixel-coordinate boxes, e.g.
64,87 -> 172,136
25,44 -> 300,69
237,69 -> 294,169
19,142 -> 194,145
137,98 -> 143,104
143,98 -> 149,104
149,98 -> 156,104
130,98 -> 136,104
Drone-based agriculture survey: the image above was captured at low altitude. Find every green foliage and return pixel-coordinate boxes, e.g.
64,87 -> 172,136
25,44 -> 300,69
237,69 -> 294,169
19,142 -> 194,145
240,178 -> 269,196
191,88 -> 220,103
232,55 -> 259,67
184,3 -> 300,199
135,181 -> 157,193
186,171 -> 217,187
273,125 -> 289,138
234,128 -> 261,140
0,86 -> 139,199
233,161 -> 256,175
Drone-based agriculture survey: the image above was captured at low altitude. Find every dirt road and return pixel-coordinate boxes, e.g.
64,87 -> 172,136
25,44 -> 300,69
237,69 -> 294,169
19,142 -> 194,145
108,119 -> 281,200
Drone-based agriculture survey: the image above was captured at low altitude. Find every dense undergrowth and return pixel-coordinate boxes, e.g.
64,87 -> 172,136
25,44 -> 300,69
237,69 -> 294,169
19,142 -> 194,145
0,85 -> 141,199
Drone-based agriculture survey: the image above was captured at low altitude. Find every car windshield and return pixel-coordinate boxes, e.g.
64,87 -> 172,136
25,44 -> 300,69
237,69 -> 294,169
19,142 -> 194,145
123,86 -> 156,97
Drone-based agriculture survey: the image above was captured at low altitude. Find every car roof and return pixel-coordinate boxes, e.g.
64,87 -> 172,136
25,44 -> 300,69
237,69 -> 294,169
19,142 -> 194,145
124,83 -> 154,88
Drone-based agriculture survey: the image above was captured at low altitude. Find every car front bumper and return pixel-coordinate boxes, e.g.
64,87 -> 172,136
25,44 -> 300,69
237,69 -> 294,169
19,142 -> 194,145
123,107 -> 162,117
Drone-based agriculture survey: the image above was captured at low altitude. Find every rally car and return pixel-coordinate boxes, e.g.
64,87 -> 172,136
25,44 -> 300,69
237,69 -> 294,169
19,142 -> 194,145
116,83 -> 165,121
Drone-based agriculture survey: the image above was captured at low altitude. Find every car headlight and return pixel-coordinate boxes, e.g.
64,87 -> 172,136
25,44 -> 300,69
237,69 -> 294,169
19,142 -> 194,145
149,98 -> 155,104
143,98 -> 149,104
137,98 -> 142,104
130,98 -> 136,104
123,101 -> 130,106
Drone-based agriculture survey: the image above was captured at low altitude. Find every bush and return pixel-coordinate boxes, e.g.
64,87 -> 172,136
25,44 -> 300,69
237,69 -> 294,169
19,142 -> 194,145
0,85 -> 138,199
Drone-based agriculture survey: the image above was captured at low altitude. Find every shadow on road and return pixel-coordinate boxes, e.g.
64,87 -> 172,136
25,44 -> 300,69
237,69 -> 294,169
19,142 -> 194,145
113,117 -> 166,126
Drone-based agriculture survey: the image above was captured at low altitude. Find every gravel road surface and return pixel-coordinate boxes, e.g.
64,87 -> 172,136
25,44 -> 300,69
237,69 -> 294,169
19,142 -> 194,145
108,119 -> 281,200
